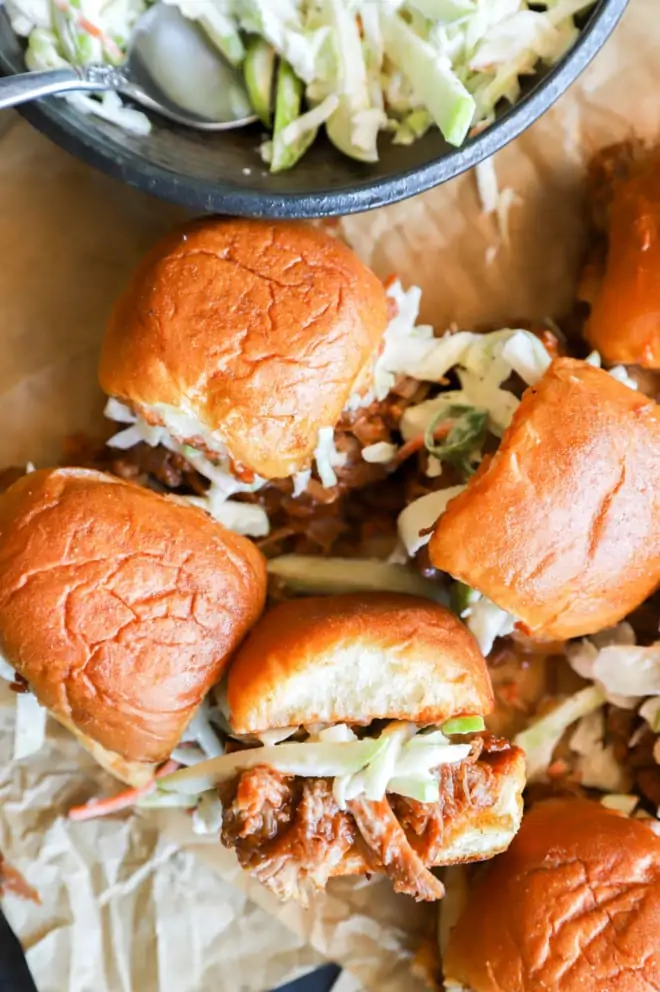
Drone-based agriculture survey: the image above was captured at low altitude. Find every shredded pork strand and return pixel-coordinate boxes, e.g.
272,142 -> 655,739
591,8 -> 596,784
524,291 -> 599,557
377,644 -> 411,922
347,796 -> 445,901
220,739 -> 516,903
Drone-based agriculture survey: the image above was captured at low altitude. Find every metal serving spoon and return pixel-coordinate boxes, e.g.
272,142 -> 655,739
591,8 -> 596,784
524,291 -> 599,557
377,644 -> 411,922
0,4 -> 258,130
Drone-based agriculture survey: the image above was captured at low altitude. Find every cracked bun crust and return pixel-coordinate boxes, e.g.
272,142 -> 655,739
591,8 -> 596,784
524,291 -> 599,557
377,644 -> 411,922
429,358 -> 660,640
444,799 -> 660,992
226,592 -> 494,735
0,468 -> 266,764
99,218 -> 389,479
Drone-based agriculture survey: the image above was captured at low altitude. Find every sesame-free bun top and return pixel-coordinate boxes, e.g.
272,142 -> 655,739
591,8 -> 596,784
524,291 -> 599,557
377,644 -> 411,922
585,154 -> 660,368
0,468 -> 267,763
226,593 -> 494,734
99,217 -> 389,480
429,358 -> 660,640
444,798 -> 660,992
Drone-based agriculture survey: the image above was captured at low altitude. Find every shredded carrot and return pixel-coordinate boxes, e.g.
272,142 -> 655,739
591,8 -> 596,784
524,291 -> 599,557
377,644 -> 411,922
79,15 -> 103,39
388,424 -> 453,471
67,759 -> 180,822
54,0 -> 124,65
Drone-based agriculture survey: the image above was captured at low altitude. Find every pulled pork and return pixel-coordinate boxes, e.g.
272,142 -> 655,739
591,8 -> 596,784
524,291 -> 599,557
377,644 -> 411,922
63,377 -> 435,560
608,707 -> 660,808
219,769 -> 355,905
219,736 -> 517,904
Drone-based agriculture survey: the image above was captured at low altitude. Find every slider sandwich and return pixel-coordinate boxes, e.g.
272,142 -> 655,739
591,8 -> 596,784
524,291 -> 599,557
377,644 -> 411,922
443,798 -> 660,991
0,468 -> 266,785
98,217 -> 425,540
429,358 -> 660,641
161,593 -> 526,903
580,145 -> 660,369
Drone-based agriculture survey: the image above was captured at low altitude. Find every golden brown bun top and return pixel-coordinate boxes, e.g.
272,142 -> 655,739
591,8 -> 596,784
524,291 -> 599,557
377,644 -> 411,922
429,358 -> 660,640
444,799 -> 660,992
99,217 -> 389,479
586,155 -> 660,369
226,592 -> 493,734
0,469 -> 266,763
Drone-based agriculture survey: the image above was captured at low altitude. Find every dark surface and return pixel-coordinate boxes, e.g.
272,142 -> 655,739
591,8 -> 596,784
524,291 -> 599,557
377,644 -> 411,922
0,906 -> 339,992
277,964 -> 342,992
0,0 -> 628,217
0,909 -> 38,992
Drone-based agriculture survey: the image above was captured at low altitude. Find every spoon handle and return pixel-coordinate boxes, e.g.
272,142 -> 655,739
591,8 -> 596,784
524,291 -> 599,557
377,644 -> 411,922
0,66 -> 118,111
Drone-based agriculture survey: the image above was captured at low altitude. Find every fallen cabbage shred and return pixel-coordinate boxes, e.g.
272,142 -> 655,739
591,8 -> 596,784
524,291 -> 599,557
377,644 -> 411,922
13,692 -> 48,761
567,630 -> 660,707
460,592 -> 517,656
600,793 -> 639,816
192,792 -> 223,836
0,652 -> 48,760
397,485 -> 466,556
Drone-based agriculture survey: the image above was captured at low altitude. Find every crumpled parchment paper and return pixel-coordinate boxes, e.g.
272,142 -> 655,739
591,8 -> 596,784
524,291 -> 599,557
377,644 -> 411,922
0,0 -> 659,988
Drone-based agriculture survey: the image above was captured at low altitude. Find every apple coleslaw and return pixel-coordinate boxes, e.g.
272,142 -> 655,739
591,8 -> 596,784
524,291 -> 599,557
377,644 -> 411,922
7,0 -> 596,169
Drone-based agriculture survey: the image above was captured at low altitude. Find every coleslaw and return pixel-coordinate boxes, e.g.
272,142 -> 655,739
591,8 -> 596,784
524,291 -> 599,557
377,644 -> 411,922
8,0 -> 596,168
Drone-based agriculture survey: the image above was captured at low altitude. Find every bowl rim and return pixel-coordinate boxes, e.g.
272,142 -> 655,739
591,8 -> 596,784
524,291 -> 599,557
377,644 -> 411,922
0,0 -> 629,217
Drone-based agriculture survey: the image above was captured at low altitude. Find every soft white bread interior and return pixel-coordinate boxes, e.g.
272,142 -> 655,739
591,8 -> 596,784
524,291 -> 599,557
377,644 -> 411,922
226,593 -> 494,734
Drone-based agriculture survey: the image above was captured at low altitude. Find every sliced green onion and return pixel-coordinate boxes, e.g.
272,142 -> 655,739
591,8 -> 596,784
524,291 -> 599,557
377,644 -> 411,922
424,403 -> 487,476
441,716 -> 485,735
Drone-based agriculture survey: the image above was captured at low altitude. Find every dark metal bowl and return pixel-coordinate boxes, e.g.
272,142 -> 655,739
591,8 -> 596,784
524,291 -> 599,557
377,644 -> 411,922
0,0 -> 628,218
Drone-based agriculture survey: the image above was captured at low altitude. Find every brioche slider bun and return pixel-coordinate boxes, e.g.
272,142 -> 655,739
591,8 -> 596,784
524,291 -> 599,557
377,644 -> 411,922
99,217 -> 389,480
227,592 -> 495,734
429,358 -> 660,640
0,468 -> 266,783
585,154 -> 660,369
444,798 -> 660,992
